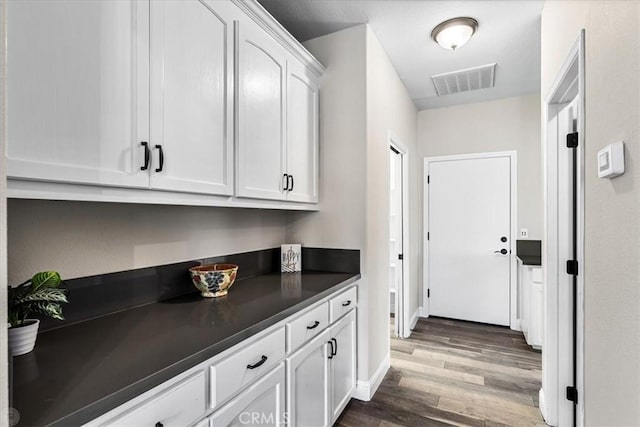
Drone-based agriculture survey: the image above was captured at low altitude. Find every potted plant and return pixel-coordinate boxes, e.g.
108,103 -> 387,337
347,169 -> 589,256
8,271 -> 68,356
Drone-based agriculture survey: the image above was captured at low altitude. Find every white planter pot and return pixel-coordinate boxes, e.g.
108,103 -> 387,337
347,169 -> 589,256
8,319 -> 40,356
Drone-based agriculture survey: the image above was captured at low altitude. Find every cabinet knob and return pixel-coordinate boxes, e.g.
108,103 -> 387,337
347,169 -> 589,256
155,423 -> 163,427
494,249 -> 508,255
331,338 -> 337,356
327,340 -> 334,359
289,175 -> 294,191
282,173 -> 289,191
341,300 -> 352,307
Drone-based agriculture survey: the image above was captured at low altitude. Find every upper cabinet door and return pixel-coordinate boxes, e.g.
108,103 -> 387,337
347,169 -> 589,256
6,0 -> 150,188
236,19 -> 287,201
149,0 -> 234,196
286,61 -> 319,203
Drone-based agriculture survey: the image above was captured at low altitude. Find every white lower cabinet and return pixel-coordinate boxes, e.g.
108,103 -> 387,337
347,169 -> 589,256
286,306 -> 357,427
286,330 -> 331,427
208,363 -> 286,427
210,327 -> 285,409
85,371 -> 206,427
329,310 -> 357,424
84,285 -> 357,427
518,261 -> 544,349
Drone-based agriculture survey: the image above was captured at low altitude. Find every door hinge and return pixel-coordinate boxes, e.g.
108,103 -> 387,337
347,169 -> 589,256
566,386 -> 578,403
427,232 -> 430,240
566,260 -> 579,276
567,132 -> 579,148
398,254 -> 403,260
427,289 -> 430,298
427,175 -> 430,184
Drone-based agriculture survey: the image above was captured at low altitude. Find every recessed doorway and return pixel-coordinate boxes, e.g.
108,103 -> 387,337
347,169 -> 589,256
389,135 -> 410,339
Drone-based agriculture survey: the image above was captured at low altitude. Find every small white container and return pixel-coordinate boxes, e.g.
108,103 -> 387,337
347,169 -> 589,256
9,319 -> 40,356
281,244 -> 302,272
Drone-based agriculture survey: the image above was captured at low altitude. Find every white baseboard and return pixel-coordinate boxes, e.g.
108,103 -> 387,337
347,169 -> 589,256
352,355 -> 390,401
419,306 -> 429,318
539,388 -> 548,424
511,319 -> 522,332
410,308 -> 420,330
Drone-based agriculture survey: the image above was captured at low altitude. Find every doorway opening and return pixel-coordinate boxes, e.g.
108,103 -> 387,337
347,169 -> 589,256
389,135 -> 410,339
542,30 -> 585,427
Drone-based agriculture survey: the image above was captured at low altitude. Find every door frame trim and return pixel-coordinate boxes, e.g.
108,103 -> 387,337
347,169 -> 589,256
542,29 -> 585,427
422,150 -> 518,328
389,132 -> 411,339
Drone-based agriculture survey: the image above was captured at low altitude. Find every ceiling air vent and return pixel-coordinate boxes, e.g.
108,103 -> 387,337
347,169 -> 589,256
431,63 -> 496,96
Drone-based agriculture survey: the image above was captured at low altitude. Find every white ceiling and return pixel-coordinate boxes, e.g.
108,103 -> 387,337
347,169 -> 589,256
257,0 -> 543,110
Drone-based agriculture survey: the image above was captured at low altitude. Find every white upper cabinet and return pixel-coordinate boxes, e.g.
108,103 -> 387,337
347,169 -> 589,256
6,0 -> 150,188
149,0 -> 234,196
286,61 -> 319,203
7,0 -> 323,209
236,18 -> 288,201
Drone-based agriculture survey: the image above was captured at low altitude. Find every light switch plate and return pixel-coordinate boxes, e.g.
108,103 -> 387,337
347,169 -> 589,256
520,229 -> 528,238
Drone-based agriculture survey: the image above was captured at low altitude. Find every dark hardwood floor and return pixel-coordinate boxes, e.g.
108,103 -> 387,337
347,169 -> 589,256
336,317 -> 546,427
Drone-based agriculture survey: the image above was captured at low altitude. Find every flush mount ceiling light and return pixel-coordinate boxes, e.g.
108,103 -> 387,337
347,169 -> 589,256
431,17 -> 478,51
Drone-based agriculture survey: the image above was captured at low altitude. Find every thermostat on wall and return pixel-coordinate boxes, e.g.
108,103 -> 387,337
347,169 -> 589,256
597,141 -> 625,179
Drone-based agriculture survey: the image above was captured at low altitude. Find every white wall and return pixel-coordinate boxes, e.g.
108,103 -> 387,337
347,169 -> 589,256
289,25 -> 370,380
365,27 -> 419,338
542,1 -> 640,424
418,94 -> 543,239
290,24 -> 418,387
8,200 -> 287,283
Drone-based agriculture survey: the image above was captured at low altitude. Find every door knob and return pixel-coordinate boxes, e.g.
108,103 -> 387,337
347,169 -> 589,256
500,236 -> 507,242
494,249 -> 508,255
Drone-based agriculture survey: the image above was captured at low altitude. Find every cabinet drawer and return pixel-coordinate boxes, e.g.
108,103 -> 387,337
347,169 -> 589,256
209,363 -> 286,427
104,371 -> 206,427
210,327 -> 285,409
286,302 -> 329,353
329,287 -> 357,323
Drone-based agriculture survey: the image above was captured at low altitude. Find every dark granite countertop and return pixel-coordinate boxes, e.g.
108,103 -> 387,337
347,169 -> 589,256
516,240 -> 542,266
13,271 -> 360,427
516,255 -> 542,266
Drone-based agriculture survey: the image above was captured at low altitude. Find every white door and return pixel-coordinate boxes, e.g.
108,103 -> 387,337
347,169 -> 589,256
330,310 -> 356,424
6,0 -> 150,188
286,329 -> 331,427
389,147 -> 403,336
427,154 -> 512,326
286,61 -> 319,203
236,20 -> 287,201
149,0 -> 234,195
209,363 -> 286,427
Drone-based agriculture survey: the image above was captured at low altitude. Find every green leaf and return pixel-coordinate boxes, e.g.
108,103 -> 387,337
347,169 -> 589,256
31,271 -> 62,291
19,288 -> 68,304
29,301 -> 64,321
